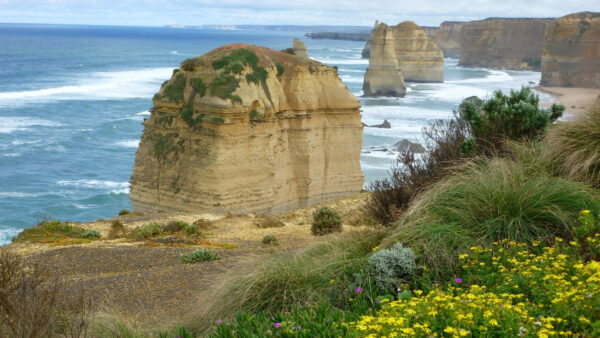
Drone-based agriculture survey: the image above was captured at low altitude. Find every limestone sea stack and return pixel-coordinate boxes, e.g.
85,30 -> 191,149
363,23 -> 406,97
541,12 -> 600,88
393,21 -> 444,82
293,39 -> 308,58
130,44 -> 364,215
459,18 -> 552,70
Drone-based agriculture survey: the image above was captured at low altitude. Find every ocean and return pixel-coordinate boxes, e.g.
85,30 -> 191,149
0,23 -> 549,245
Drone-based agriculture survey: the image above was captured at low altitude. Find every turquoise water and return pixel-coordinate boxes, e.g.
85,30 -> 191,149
0,24 -> 549,244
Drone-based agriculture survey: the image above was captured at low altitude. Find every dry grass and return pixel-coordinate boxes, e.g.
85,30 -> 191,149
545,104 -> 600,188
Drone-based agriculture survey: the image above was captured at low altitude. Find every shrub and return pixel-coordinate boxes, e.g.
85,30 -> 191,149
276,63 -> 284,76
81,230 -> 101,239
180,248 -> 220,264
386,157 -> 600,277
181,57 -> 205,71
461,86 -> 564,151
261,235 -> 278,246
368,243 -> 418,293
209,74 -> 240,103
162,73 -> 186,102
109,220 -> 125,239
254,215 -> 284,228
135,222 -> 165,239
211,116 -> 225,124
249,109 -> 264,122
165,221 -> 187,233
188,230 -> 384,333
544,105 -> 600,188
118,209 -> 130,216
366,114 -> 471,225
191,78 -> 207,97
13,220 -> 100,244
311,207 -> 342,235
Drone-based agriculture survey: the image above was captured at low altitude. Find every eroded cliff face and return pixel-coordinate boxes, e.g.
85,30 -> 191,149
130,44 -> 364,215
459,18 -> 552,70
541,12 -> 600,88
363,23 -> 406,97
393,21 -> 444,82
433,22 -> 465,58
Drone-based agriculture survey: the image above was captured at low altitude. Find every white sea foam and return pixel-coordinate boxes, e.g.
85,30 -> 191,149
57,179 -> 130,194
312,58 -> 369,65
0,117 -> 63,133
0,192 -> 43,198
136,111 -> 151,116
0,67 -> 173,107
0,227 -> 22,246
114,139 -> 140,148
171,51 -> 179,54
339,75 -> 363,84
11,139 -> 41,146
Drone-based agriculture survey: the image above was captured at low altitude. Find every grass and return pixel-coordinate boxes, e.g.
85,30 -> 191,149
162,73 -> 186,102
545,105 -> 600,188
187,230 -> 384,333
180,248 -> 221,264
12,220 -> 102,245
384,157 -> 600,276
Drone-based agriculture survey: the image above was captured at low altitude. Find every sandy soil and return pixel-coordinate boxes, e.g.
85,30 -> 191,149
5,192 -> 371,327
535,86 -> 600,118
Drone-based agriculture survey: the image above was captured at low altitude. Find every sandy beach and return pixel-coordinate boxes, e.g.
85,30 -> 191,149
535,86 -> 600,116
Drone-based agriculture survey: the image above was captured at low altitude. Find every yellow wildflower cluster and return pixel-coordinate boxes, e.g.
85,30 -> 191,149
351,210 -> 600,337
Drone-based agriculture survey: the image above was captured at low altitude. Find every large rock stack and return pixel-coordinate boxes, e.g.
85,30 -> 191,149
363,23 -> 407,97
130,44 -> 364,215
393,21 -> 444,83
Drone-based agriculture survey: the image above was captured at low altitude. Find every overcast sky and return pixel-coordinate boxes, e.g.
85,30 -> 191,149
1,0 -> 599,27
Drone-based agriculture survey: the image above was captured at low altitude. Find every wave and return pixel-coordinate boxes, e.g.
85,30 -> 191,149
0,192 -> 44,198
0,117 -> 62,134
114,140 -> 140,148
339,75 -> 363,84
0,67 -> 173,107
312,58 -> 369,65
57,179 -> 129,194
0,227 -> 21,246
446,69 -> 513,84
136,111 -> 151,116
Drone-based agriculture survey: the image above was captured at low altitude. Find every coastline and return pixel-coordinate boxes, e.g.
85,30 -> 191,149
535,86 -> 600,116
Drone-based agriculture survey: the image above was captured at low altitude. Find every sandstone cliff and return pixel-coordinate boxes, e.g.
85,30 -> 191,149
293,39 -> 308,58
130,44 -> 364,215
432,21 -> 465,58
459,18 -> 552,70
363,23 -> 406,97
392,21 -> 444,82
541,12 -> 600,88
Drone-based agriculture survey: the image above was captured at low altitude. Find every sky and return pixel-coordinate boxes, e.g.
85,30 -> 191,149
0,0 -> 599,27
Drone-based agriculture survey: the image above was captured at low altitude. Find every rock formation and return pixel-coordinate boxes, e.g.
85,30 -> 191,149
431,21 -> 465,58
459,18 -> 553,70
293,39 -> 308,58
541,12 -> 600,88
363,23 -> 406,97
361,20 -> 379,59
369,120 -> 391,128
393,139 -> 425,153
130,44 -> 364,215
392,21 -> 444,82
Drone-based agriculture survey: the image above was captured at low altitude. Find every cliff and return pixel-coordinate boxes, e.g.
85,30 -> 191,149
292,39 -> 308,58
130,44 -> 364,215
432,21 -> 465,58
392,21 -> 444,82
459,18 -> 553,70
363,23 -> 406,97
541,12 -> 600,88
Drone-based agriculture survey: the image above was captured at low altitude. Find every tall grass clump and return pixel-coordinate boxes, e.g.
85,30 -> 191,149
385,157 -> 600,277
545,105 -> 600,188
188,230 -> 384,333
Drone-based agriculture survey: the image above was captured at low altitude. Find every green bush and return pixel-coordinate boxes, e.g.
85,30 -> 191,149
180,248 -> 221,264
191,78 -> 207,97
249,109 -> 264,122
545,105 -> 600,188
209,74 -> 240,103
311,207 -> 342,236
181,57 -> 205,71
276,63 -> 285,76
211,117 -> 225,124
386,157 -> 600,277
81,230 -> 101,239
461,86 -> 564,150
118,209 -> 130,216
13,220 -> 100,243
368,243 -> 418,293
135,222 -> 165,239
261,234 -> 278,246
162,73 -> 186,102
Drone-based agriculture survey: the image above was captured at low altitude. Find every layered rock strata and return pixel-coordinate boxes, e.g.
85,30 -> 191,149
459,18 -> 553,70
541,12 -> 600,88
130,44 -> 364,215
363,23 -> 406,97
393,21 -> 444,82
432,21 -> 465,58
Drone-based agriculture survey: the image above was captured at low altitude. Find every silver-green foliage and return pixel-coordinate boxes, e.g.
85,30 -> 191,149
368,243 -> 417,292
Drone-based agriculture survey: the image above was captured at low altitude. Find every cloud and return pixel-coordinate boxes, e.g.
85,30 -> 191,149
1,0 -> 599,26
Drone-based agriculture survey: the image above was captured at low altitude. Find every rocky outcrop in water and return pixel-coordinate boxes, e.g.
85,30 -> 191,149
369,120 -> 391,128
393,21 -> 444,82
292,39 -> 308,58
130,44 -> 364,215
459,18 -> 552,70
305,32 -> 370,41
541,12 -> 600,88
431,22 -> 465,58
362,23 -> 406,97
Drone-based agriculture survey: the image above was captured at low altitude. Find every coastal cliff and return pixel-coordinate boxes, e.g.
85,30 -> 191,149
363,23 -> 406,97
130,44 -> 364,215
541,12 -> 600,88
393,21 -> 444,82
432,21 -> 465,58
459,18 -> 552,70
